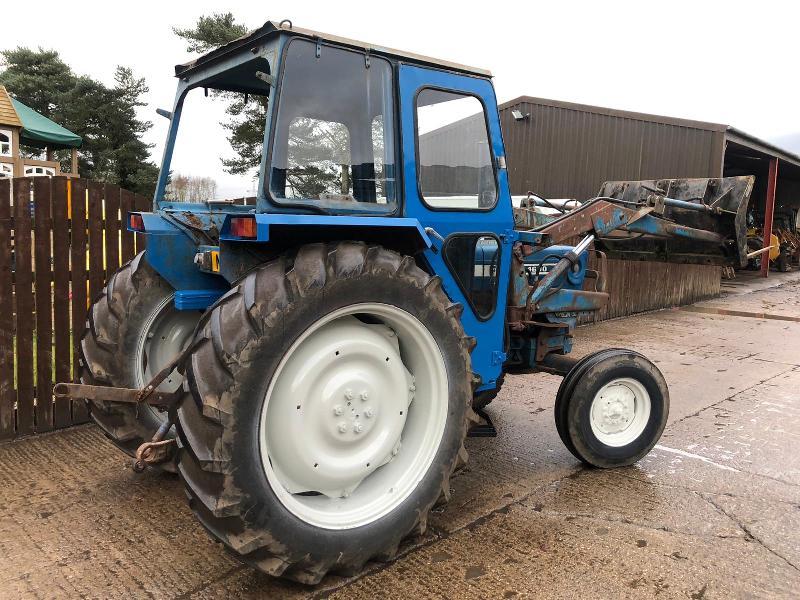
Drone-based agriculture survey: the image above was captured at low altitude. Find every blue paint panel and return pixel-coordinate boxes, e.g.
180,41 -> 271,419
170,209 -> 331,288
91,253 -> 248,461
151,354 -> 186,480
517,230 -> 544,244
532,289 -> 607,314
398,65 -> 514,391
136,213 -> 229,293
174,289 -> 225,310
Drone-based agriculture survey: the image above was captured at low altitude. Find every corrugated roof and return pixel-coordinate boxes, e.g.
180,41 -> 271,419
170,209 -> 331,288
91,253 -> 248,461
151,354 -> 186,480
175,20 -> 492,78
499,96 -> 727,132
725,127 -> 800,167
0,86 -> 22,128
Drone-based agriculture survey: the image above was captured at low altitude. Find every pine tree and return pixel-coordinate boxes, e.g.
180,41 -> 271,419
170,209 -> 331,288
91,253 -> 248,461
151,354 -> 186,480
0,48 -> 159,196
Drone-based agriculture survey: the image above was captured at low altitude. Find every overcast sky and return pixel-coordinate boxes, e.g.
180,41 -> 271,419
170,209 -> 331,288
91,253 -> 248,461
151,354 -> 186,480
3,0 -> 798,197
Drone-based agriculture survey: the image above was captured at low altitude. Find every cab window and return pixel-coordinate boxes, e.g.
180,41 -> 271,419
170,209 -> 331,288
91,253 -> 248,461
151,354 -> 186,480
416,89 -> 496,210
269,39 -> 396,212
443,235 -> 500,319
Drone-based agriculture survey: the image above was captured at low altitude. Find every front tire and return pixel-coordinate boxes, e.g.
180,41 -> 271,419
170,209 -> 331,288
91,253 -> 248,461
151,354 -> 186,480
176,242 -> 474,583
555,350 -> 668,468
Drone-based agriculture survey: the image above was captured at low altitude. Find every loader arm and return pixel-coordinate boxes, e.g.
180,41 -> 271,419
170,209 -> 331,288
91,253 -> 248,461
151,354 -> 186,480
532,176 -> 754,268
504,176 -> 754,372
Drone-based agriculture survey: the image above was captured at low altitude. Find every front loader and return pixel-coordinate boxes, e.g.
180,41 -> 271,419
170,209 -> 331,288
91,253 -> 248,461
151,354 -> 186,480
55,21 -> 752,584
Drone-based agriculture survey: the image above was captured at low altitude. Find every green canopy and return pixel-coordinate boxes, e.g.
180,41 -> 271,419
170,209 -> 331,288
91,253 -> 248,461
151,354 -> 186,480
10,97 -> 82,149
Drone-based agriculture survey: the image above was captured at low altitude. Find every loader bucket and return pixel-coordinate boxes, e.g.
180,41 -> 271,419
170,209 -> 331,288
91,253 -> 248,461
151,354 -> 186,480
596,176 -> 754,267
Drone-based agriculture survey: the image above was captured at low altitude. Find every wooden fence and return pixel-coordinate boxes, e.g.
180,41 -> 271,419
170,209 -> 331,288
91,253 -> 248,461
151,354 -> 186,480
0,176 -> 150,441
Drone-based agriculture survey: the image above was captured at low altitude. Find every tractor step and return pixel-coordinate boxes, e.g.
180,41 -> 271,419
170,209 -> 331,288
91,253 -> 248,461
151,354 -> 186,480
468,408 -> 497,437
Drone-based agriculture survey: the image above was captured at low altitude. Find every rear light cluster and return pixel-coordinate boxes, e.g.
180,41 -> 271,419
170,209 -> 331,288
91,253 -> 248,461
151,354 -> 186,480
129,213 -> 145,232
230,217 -> 257,239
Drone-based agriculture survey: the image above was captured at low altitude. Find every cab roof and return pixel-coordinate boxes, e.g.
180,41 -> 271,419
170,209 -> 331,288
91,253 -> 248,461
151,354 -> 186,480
175,20 -> 492,78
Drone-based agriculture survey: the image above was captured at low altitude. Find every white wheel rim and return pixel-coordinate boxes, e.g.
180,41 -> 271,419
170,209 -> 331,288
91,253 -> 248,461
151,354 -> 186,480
589,377 -> 651,447
259,303 -> 449,530
134,294 -> 198,420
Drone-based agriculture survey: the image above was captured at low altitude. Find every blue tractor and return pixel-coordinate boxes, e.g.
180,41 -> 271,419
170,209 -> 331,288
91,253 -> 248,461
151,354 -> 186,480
56,21 -> 752,583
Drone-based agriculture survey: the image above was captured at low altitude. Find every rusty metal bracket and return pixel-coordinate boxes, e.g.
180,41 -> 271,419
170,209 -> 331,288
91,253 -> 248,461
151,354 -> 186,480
53,382 -> 179,406
135,338 -> 199,404
133,439 -> 176,472
133,418 -> 176,472
54,336 -> 201,407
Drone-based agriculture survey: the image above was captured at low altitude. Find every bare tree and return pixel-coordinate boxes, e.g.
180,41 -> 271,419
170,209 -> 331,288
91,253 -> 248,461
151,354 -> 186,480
166,173 -> 219,202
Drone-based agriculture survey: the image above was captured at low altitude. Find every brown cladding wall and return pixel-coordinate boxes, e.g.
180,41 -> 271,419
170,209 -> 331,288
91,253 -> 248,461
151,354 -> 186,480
578,259 -> 722,325
499,97 -> 726,200
499,96 -> 729,321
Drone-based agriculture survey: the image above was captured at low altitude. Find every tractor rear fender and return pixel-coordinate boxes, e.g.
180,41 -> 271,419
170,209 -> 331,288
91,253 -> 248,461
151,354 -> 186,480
132,212 -> 228,295
218,213 -> 434,281
220,213 -> 432,250
133,212 -> 434,305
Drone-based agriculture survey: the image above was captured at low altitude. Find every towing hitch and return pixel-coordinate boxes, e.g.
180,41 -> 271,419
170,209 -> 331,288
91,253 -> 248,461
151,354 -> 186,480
53,339 -> 198,470
53,382 -> 179,407
54,381 -> 181,470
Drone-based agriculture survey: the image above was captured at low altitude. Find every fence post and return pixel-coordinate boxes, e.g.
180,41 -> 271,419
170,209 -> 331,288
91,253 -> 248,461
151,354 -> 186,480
69,178 -> 90,424
0,179 -> 13,440
14,177 -> 34,436
33,177 -> 54,432
52,178 -> 72,429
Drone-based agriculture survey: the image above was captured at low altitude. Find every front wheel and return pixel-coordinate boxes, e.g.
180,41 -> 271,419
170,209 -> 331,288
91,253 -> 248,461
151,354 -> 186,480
176,242 -> 474,583
554,350 -> 668,468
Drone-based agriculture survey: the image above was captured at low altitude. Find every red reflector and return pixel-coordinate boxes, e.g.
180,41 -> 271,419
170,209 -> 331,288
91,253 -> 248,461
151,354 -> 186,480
230,217 -> 257,239
129,213 -> 145,231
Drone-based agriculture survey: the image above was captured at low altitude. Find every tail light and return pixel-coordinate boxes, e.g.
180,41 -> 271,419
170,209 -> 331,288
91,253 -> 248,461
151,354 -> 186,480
129,213 -> 145,232
230,217 -> 257,239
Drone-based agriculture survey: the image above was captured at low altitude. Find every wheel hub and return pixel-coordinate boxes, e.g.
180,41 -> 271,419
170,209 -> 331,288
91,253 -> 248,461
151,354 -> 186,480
267,316 -> 414,498
589,377 -> 652,447
135,294 -> 199,424
260,303 -> 449,530
597,386 -> 636,434
136,295 -> 198,392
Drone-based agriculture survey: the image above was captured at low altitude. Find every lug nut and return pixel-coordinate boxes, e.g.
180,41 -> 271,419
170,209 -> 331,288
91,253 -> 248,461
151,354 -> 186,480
360,391 -> 369,401
353,422 -> 364,434
364,408 -> 374,418
337,422 -> 347,434
345,389 -> 354,400
333,405 -> 344,416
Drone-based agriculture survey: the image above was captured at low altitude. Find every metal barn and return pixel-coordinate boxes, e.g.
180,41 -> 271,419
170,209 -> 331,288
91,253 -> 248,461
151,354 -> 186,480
498,96 -> 800,319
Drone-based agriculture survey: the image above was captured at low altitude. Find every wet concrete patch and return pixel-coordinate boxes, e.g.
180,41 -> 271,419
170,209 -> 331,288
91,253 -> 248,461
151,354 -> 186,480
331,505 -> 800,599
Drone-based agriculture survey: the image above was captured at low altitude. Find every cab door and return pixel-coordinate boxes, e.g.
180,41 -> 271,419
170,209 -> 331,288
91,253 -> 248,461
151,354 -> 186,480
398,64 -> 514,391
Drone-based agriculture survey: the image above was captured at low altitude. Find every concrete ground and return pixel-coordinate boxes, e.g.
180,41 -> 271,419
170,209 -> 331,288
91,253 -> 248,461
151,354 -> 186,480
2,271 -> 799,599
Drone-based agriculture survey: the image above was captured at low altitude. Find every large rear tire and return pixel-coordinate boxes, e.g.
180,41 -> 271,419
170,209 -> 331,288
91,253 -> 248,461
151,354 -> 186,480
176,242 -> 474,583
81,252 -> 201,471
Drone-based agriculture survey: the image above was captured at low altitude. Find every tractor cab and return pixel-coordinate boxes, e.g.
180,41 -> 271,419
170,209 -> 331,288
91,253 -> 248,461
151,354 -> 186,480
156,21 -> 510,220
